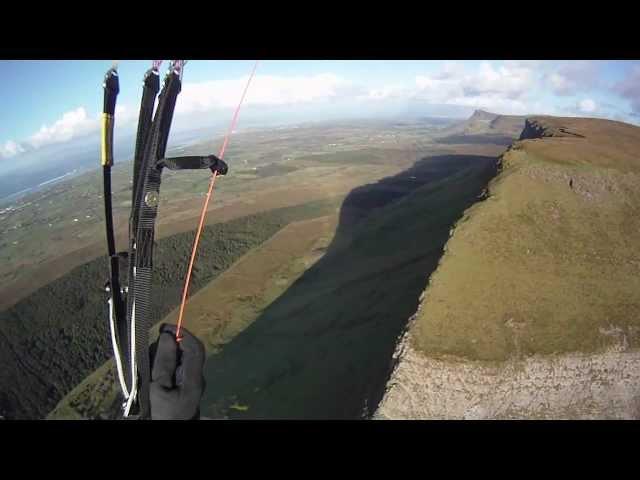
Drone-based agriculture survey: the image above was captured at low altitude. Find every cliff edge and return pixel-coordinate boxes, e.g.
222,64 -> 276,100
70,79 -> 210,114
375,116 -> 640,419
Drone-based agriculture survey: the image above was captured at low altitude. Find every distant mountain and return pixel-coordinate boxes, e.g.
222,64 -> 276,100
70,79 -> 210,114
439,109 -> 527,138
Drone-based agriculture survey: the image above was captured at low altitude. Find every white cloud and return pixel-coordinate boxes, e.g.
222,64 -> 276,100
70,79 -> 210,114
413,61 -> 535,114
433,61 -> 466,80
176,73 -> 360,114
3,61 -> 629,159
115,104 -> 139,125
168,63 -> 573,131
503,60 -> 545,69
472,62 -> 534,98
1,73 -> 361,158
28,107 -> 100,149
444,96 -> 530,114
362,84 -> 409,100
0,139 -> 25,158
578,98 -> 597,113
1,104 -> 141,160
544,61 -> 600,96
613,65 -> 640,115
548,73 -> 571,95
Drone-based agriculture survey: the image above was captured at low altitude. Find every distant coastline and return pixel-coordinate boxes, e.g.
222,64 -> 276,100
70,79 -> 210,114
0,168 -> 83,207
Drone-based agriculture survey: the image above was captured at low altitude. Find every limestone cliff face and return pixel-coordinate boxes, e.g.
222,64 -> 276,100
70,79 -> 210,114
376,342 -> 640,420
375,115 -> 640,420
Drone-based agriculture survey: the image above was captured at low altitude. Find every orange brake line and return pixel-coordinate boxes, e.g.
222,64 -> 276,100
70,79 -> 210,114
175,60 -> 260,341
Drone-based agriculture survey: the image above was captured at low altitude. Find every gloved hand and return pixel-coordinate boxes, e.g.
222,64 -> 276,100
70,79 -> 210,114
149,323 -> 206,420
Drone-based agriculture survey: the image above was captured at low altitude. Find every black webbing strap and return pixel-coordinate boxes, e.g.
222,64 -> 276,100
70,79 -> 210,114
131,67 -> 161,228
123,66 -> 161,396
102,169 -> 125,318
157,155 -> 228,174
130,66 -> 182,418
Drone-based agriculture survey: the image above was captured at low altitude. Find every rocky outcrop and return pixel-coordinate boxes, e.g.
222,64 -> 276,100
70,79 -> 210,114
519,117 -> 586,140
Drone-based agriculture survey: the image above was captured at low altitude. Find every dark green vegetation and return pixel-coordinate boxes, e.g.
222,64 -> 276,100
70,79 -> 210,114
199,154 -> 498,419
0,198 -> 340,419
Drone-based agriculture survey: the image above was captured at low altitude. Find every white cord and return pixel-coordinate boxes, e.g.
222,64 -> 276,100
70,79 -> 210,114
123,299 -> 138,417
108,297 -> 130,398
123,265 -> 139,417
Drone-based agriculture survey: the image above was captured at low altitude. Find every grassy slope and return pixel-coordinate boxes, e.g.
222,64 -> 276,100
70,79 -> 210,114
49,152 -> 499,420
48,215 -> 340,419
412,116 -> 640,361
196,155 -> 498,419
1,198 -> 340,420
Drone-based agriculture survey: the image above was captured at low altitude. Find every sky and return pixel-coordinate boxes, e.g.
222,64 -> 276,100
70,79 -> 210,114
1,59 -> 640,161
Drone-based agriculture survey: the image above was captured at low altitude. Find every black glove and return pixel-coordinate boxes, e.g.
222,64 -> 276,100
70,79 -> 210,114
149,323 -> 206,420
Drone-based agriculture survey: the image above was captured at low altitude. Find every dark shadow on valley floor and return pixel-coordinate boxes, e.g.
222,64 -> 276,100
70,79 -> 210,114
201,153 -> 499,419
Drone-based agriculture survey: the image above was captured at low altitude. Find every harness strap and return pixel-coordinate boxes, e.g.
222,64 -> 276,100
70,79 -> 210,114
129,62 -> 183,418
123,62 -> 162,397
102,60 -> 239,419
132,63 -> 162,215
